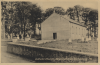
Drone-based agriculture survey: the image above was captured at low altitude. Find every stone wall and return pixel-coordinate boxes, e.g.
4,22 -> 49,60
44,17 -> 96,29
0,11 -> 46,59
7,43 -> 98,63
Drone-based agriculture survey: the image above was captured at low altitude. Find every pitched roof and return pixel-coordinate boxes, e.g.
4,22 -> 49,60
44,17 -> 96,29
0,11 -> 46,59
60,15 -> 86,27
43,12 -> 86,27
53,13 -> 86,27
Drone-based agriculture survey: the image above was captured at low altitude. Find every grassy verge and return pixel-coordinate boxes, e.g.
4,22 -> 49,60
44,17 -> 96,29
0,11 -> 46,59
14,40 -> 98,54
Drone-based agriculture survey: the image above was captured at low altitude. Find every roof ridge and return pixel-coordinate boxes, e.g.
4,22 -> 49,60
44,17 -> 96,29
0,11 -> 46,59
59,14 -> 86,27
43,12 -> 86,27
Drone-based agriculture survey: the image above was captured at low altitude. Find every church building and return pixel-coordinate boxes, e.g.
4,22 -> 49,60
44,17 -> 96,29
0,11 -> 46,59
41,12 -> 88,40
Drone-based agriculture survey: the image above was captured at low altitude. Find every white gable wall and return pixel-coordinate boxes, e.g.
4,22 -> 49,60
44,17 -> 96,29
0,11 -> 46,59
58,17 -> 71,40
41,13 -> 71,40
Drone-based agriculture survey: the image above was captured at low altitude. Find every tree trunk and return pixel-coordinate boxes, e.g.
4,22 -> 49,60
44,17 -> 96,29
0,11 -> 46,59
34,29 -> 36,35
21,33 -> 23,39
21,22 -> 23,39
30,34 -> 31,38
88,28 -> 89,38
94,23 -> 96,37
77,11 -> 79,22
33,22 -> 36,35
92,26 -> 94,37
93,33 -> 94,37
10,33 -> 12,39
39,30 -> 40,35
8,34 -> 10,39
90,26 -> 92,37
24,23 -> 25,41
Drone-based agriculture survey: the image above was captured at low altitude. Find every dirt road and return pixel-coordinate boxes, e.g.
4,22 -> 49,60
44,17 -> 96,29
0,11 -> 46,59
1,41 -> 35,63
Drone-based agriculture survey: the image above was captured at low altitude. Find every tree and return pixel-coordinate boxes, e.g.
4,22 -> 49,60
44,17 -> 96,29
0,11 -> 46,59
66,5 -> 98,38
15,2 -> 43,40
81,8 -> 92,25
1,1 -> 17,38
74,5 -> 84,22
45,8 -> 54,18
29,4 -> 42,35
1,1 -> 7,39
88,10 -> 98,37
15,2 -> 32,40
54,7 -> 65,15
44,7 -> 65,19
1,1 -> 43,40
10,24 -> 21,36
66,7 -> 75,20
66,5 -> 84,21
81,8 -> 91,38
81,8 -> 98,38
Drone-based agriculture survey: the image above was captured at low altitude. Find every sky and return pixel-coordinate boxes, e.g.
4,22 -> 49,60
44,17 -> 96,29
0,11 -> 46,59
30,0 -> 98,12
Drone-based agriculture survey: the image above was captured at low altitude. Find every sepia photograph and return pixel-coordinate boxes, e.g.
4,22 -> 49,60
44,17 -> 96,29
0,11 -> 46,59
1,0 -> 98,63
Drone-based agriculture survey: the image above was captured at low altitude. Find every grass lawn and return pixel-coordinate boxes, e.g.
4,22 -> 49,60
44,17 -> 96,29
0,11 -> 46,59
14,40 -> 98,54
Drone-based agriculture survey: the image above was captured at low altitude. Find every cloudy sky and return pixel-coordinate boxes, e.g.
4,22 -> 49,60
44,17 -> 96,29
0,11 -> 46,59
30,0 -> 98,12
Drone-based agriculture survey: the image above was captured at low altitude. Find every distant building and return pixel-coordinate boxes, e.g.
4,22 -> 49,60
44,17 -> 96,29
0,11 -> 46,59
41,13 -> 88,40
